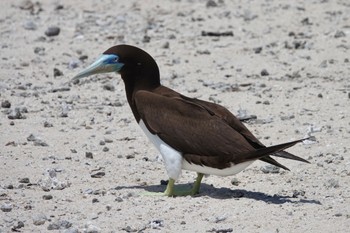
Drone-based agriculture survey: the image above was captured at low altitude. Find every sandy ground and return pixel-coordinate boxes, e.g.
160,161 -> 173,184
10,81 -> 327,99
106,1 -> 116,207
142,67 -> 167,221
1,0 -> 350,232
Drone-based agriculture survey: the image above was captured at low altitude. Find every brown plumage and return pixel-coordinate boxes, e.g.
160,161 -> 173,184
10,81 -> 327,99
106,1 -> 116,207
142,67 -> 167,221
73,44 -> 309,196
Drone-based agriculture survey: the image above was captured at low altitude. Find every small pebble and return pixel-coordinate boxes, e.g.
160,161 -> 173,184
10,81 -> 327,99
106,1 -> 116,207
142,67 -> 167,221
64,228 -> 79,233
38,168 -> 70,191
12,221 -> 25,230
292,190 -> 305,198
1,100 -> 11,108
20,61 -> 29,67
99,140 -> 106,145
231,177 -> 240,186
280,114 -> 295,120
79,55 -> 88,61
208,228 -> 233,233
53,68 -> 63,77
5,141 -> 17,146
0,203 -> 12,212
213,215 -> 227,223
253,47 -> 263,54
49,168 -> 57,178
33,214 -> 47,225
27,134 -> 48,146
34,46 -> 45,55
86,152 -> 93,159
301,17 -> 312,25
319,60 -> 328,68
260,165 -> 280,174
103,83 -> 115,91
197,49 -> 211,55
122,226 -> 137,232
84,223 -> 101,233
44,121 -> 53,127
8,108 -> 25,119
83,189 -> 93,195
91,171 -> 105,178
68,59 -> 80,69
43,194 -> 53,200
19,177 -> 30,183
45,26 -> 60,37
334,30 -> 346,38
162,41 -> 170,49
261,69 -> 269,76
60,103 -> 70,117
55,4 -> 64,10
23,20 -> 37,30
104,138 -> 113,143
149,219 -> 164,229
242,10 -> 258,21
142,35 -> 151,43
206,0 -> 218,7
47,220 -> 72,230
18,0 -> 34,10
102,146 -> 109,152
126,154 -> 135,159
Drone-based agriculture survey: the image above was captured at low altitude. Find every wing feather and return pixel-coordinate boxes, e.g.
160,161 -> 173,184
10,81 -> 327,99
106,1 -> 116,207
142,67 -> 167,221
134,90 -> 255,168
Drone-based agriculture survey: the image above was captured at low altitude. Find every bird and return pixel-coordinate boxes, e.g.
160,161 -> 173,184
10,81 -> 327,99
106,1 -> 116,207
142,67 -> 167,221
72,44 -> 309,197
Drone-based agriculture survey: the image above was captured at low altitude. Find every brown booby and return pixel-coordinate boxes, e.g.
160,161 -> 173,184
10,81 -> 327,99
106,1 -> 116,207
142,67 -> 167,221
72,45 -> 309,197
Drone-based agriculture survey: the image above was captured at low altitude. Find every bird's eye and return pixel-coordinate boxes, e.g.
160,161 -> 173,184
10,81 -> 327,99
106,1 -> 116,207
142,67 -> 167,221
107,55 -> 119,64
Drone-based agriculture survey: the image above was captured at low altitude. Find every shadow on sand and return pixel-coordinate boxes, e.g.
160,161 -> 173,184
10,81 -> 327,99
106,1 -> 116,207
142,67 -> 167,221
113,182 -> 321,205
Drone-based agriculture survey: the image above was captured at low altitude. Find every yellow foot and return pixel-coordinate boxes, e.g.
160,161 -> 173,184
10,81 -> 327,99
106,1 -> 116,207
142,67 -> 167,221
143,173 -> 204,197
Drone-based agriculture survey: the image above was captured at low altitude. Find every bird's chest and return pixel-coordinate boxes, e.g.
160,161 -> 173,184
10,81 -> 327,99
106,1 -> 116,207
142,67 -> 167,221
139,120 -> 183,180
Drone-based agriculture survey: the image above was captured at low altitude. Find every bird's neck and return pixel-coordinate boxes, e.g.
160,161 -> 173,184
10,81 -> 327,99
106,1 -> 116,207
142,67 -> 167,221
122,73 -> 160,122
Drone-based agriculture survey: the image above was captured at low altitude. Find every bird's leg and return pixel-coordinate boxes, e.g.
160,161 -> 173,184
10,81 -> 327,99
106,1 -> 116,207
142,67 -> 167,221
143,173 -> 204,197
163,173 -> 204,197
191,172 -> 204,195
163,178 -> 176,197
142,179 -> 175,197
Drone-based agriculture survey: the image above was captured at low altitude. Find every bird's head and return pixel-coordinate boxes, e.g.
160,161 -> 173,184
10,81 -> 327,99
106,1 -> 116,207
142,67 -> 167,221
72,44 -> 160,85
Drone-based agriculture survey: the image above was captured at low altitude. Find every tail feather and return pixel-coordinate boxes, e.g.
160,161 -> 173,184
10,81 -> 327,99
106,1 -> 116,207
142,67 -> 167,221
236,138 -> 307,163
273,151 -> 310,163
260,156 -> 290,170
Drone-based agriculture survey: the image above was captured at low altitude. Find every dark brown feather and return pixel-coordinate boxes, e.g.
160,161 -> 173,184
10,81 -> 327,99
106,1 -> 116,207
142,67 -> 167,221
150,87 -> 309,169
134,88 -> 307,169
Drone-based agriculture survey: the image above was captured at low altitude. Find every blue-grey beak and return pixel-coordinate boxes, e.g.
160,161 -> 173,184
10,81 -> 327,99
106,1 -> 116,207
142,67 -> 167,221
72,54 -> 124,82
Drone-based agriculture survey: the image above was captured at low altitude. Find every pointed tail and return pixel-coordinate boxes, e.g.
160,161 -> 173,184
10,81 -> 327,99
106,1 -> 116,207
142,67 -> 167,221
237,138 -> 309,164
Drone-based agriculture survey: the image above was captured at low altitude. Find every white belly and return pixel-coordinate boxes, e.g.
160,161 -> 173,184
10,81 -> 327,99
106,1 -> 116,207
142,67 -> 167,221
182,160 -> 254,176
139,120 -> 183,180
139,120 -> 254,180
